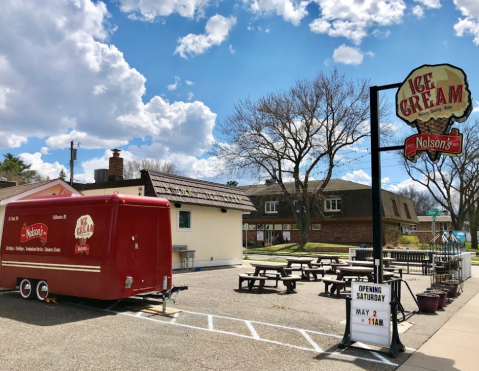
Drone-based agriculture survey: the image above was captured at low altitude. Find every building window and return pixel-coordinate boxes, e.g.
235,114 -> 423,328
311,224 -> 321,231
178,210 -> 192,231
439,222 -> 448,231
410,224 -> 417,231
266,224 -> 273,230
325,198 -> 341,212
283,224 -> 291,230
292,224 -> 299,230
404,203 -> 411,219
392,200 -> 400,216
274,224 -> 282,230
265,201 -> 279,213
257,224 -> 264,230
248,224 -> 256,230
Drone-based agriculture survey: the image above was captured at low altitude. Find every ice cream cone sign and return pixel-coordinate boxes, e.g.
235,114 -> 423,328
396,64 -> 473,163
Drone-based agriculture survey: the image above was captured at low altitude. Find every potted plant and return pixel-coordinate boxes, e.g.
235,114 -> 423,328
416,293 -> 439,313
424,289 -> 447,309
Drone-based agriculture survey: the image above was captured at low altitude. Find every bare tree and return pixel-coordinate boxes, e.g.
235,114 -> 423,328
397,185 -> 437,216
403,120 -> 479,247
123,159 -> 181,180
213,69 -> 383,248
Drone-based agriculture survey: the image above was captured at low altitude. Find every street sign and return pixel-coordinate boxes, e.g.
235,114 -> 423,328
426,210 -> 443,216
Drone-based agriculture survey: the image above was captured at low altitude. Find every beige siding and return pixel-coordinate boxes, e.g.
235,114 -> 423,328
81,186 -> 143,196
171,205 -> 243,267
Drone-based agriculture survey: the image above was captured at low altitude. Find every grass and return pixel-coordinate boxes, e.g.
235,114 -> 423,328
244,242 -> 356,257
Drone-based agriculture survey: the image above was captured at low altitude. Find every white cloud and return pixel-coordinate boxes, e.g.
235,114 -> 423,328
0,0 -> 217,161
19,152 -> 68,180
40,147 -> 49,155
341,169 -> 372,185
185,80 -> 194,85
387,178 -> 429,194
332,44 -> 364,65
174,14 -> 237,59
229,44 -> 235,54
117,0 -> 211,20
0,132 -> 27,149
187,92 -> 194,101
414,0 -> 442,9
454,0 -> 479,45
309,0 -> 406,45
473,101 -> 479,112
167,76 -> 180,90
412,5 -> 424,18
371,29 -> 391,38
341,170 -> 390,186
92,84 -> 107,95
244,0 -> 310,26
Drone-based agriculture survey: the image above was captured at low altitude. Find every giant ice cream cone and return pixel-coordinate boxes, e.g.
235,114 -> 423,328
396,64 -> 472,162
415,117 -> 451,161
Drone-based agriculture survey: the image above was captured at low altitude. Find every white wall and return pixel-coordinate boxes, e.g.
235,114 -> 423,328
171,205 -> 243,269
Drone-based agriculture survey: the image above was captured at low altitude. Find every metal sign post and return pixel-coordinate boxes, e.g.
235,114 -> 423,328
370,83 -> 403,284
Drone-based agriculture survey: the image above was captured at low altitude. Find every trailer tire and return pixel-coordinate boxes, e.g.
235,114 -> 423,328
19,278 -> 36,300
36,280 -> 49,301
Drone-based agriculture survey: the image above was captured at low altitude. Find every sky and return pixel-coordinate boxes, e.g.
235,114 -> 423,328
1,0 -> 479,191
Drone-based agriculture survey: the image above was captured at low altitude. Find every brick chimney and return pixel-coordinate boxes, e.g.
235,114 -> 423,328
108,149 -> 123,181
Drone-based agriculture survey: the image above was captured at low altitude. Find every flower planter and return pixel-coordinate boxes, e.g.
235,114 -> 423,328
416,293 -> 439,313
425,290 -> 447,309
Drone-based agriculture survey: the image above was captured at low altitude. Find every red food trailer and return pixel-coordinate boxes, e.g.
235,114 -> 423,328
0,193 -> 175,301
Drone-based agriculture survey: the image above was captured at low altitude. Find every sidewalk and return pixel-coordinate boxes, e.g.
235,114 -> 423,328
397,284 -> 479,371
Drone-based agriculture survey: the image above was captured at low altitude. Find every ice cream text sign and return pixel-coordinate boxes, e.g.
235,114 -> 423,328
396,64 -> 472,162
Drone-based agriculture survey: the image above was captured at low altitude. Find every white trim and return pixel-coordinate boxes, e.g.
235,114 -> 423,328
0,179 -> 82,206
177,209 -> 192,231
265,201 -> 279,214
324,198 -> 341,212
1,261 -> 101,273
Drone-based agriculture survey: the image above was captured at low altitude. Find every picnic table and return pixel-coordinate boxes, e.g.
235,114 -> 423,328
336,266 -> 374,282
285,257 -> 317,280
243,262 -> 301,294
313,254 -> 341,266
365,257 -> 396,267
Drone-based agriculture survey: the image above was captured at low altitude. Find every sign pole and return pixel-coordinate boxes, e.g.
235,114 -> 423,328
370,83 -> 403,284
370,86 -> 383,284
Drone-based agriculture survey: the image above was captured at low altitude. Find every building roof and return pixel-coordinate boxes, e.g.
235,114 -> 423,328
147,171 -> 256,212
0,180 -> 52,201
0,179 -> 80,205
239,179 -> 371,196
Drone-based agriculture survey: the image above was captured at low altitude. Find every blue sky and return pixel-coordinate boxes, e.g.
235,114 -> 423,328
1,0 -> 479,191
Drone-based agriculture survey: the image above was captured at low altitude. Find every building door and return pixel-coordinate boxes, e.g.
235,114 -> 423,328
266,230 -> 274,245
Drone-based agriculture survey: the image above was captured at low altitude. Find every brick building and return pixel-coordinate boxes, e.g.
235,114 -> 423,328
411,215 -> 453,244
240,179 -> 418,246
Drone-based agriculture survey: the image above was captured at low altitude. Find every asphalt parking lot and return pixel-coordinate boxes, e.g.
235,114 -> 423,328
1,260 -> 478,371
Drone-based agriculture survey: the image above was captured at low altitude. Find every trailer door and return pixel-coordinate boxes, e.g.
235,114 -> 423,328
129,208 -> 158,291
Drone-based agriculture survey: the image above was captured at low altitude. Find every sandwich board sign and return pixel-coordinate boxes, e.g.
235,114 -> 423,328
396,64 -> 473,163
350,282 -> 391,347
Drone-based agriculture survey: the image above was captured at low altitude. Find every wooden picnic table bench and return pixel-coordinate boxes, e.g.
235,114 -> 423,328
322,278 -> 347,297
238,274 -> 269,292
280,275 -> 302,294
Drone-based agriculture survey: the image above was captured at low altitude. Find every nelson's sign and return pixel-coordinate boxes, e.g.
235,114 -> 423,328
396,64 -> 473,162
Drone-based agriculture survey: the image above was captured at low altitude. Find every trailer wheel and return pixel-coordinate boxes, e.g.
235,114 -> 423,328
19,278 -> 36,300
35,280 -> 49,301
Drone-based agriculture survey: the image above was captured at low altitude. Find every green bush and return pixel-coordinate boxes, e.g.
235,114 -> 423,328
399,235 -> 420,246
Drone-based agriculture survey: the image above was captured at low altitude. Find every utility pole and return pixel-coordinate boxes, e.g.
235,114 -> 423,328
69,140 -> 77,186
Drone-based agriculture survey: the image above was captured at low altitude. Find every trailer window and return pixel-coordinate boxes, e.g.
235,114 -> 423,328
178,210 -> 192,231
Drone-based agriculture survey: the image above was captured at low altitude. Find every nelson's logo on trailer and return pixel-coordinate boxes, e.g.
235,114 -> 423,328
396,64 -> 473,163
74,214 -> 95,255
20,223 -> 48,244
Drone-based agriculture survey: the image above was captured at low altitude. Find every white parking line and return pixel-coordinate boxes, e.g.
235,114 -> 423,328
245,320 -> 260,339
69,301 -> 402,366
